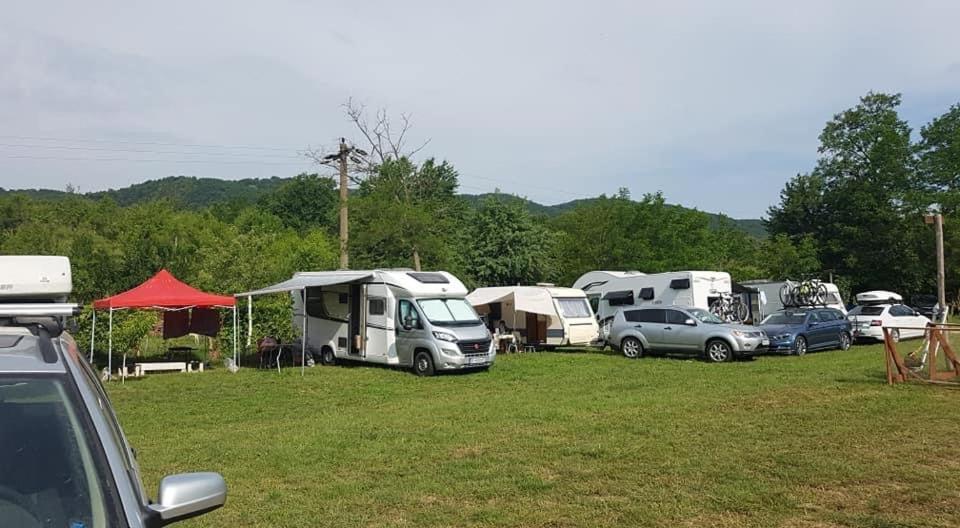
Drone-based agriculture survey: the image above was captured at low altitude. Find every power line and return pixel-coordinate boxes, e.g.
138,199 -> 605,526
0,142 -> 302,159
0,134 -> 302,152
0,154 -> 310,166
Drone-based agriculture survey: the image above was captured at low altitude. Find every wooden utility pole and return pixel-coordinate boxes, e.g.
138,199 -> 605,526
925,213 -> 946,315
338,138 -> 349,270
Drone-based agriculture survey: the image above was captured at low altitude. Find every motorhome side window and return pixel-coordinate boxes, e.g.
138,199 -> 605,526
639,287 -> 655,300
604,290 -> 634,306
669,278 -> 690,290
398,300 -> 422,329
305,287 -> 350,320
369,298 -> 385,316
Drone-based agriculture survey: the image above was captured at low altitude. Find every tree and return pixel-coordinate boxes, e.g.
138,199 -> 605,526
465,195 -> 557,287
258,173 -> 338,232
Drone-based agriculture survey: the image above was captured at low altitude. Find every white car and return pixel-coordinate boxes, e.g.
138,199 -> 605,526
847,303 -> 930,342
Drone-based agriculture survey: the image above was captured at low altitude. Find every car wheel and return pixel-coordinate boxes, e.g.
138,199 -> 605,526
838,332 -> 851,351
890,329 -> 900,343
413,351 -> 435,376
705,339 -> 732,363
793,336 -> 807,356
320,346 -> 337,366
621,337 -> 643,359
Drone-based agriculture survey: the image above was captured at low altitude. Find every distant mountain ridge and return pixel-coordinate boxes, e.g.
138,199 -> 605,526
0,176 -> 767,237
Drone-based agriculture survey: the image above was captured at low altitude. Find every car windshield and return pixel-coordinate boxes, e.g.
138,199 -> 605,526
762,312 -> 808,325
0,376 -> 122,528
417,298 -> 482,326
687,308 -> 723,324
849,306 -> 885,316
557,298 -> 592,318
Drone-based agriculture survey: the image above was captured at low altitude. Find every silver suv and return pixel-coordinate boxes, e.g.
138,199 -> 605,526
0,304 -> 227,527
606,306 -> 768,362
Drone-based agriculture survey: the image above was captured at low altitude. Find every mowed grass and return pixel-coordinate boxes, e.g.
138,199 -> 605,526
107,344 -> 960,528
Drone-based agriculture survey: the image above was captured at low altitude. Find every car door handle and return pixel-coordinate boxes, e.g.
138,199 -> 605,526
664,326 -> 673,330
633,324 -> 642,329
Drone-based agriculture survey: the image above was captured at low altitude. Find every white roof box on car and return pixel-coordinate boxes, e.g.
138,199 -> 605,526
855,290 -> 902,305
0,256 -> 73,302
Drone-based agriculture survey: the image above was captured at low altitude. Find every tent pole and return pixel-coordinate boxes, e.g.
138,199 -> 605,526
233,305 -> 238,368
89,308 -> 96,363
247,295 -> 252,347
108,308 -> 113,381
301,287 -> 307,377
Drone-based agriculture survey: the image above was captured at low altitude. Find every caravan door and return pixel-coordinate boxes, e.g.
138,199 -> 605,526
363,284 -> 395,363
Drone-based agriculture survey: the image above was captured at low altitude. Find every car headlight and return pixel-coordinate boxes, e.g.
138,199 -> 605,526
432,331 -> 458,342
773,334 -> 792,340
732,330 -> 746,337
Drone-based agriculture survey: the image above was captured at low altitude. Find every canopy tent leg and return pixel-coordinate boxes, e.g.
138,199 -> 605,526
302,287 -> 307,377
247,295 -> 252,347
89,308 -> 96,363
233,305 -> 238,368
107,308 -> 113,381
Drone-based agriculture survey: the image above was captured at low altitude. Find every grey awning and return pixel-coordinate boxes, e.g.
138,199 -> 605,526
235,272 -> 374,297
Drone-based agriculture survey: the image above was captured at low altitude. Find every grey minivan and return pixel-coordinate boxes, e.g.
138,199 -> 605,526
606,306 -> 768,362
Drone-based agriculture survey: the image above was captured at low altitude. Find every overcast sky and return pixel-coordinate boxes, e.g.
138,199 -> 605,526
2,1 -> 959,217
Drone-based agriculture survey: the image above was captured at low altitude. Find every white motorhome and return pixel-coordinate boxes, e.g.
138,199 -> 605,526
467,285 -> 599,349
741,280 -> 847,317
572,270 -> 732,322
254,270 -> 494,376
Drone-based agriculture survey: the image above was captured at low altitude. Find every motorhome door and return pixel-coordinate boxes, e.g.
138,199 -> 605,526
349,283 -> 365,356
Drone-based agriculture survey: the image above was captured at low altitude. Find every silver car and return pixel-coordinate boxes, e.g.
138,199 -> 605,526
0,304 -> 227,527
607,306 -> 769,362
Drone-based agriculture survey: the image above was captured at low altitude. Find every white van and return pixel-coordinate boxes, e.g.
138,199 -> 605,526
241,270 -> 494,376
572,270 -> 732,323
467,285 -> 599,349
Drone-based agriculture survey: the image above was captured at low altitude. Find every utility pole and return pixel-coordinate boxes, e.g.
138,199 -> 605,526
338,138 -> 349,270
925,212 -> 946,318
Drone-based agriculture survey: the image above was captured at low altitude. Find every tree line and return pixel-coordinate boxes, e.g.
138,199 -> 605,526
0,91 -> 956,357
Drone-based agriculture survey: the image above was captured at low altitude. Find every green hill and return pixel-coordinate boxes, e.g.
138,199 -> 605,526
1,177 -> 767,237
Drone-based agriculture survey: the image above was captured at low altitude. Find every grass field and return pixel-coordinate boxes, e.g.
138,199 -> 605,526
107,344 -> 960,528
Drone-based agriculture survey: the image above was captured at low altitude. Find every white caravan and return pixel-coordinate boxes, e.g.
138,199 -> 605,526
741,280 -> 847,317
266,270 -> 494,376
572,270 -> 732,322
467,285 -> 599,348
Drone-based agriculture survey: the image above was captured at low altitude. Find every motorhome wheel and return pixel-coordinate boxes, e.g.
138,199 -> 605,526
414,351 -> 435,376
320,346 -> 336,366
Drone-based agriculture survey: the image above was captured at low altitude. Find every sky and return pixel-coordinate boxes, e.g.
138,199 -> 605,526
1,1 -> 959,218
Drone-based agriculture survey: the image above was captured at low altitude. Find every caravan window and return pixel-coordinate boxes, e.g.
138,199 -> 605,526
638,287 -> 655,300
603,290 -> 634,306
669,278 -> 691,290
557,298 -> 592,318
369,298 -> 385,316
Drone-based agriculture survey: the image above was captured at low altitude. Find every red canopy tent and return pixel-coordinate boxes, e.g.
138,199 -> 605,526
90,270 -> 237,379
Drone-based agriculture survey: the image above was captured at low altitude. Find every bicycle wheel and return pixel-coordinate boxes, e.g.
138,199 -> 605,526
779,283 -> 793,306
733,300 -> 749,322
709,299 -> 724,318
812,283 -> 828,305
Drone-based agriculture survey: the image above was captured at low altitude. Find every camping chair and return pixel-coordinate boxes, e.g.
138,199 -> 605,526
256,337 -> 279,369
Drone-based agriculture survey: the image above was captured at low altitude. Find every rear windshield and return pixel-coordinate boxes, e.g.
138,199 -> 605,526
849,306 -> 885,316
0,376 -> 124,528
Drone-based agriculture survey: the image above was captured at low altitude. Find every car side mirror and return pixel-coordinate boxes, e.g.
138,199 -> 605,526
808,321 -> 818,328
684,318 -> 697,326
402,316 -> 414,331
149,472 -> 227,526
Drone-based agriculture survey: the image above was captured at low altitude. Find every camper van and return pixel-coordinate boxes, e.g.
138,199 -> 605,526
741,280 -> 847,318
572,270 -> 733,323
287,270 -> 494,376
467,285 -> 599,349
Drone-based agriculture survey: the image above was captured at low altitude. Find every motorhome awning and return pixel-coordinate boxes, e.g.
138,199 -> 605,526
466,287 -> 558,317
732,282 -> 759,294
235,272 -> 374,297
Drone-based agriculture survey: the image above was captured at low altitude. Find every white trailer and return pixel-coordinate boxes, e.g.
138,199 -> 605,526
741,280 -> 847,317
572,270 -> 733,322
467,285 -> 599,349
238,269 -> 494,376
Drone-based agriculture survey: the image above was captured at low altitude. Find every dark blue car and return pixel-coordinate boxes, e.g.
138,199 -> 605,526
759,308 -> 852,355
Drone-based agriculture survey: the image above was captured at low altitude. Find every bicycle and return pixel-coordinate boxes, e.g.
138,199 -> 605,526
709,293 -> 749,323
779,278 -> 828,307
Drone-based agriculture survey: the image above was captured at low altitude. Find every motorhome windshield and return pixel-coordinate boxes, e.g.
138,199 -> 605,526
688,308 -> 723,324
417,298 -> 481,326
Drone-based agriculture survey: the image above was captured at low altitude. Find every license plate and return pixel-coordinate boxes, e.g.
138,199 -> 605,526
468,356 -> 488,365
761,338 -> 770,346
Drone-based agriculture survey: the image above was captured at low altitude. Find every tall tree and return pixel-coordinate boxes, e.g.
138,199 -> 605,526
465,195 -> 557,287
258,173 -> 338,232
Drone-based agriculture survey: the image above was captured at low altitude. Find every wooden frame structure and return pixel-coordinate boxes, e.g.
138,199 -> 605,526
884,323 -> 960,384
